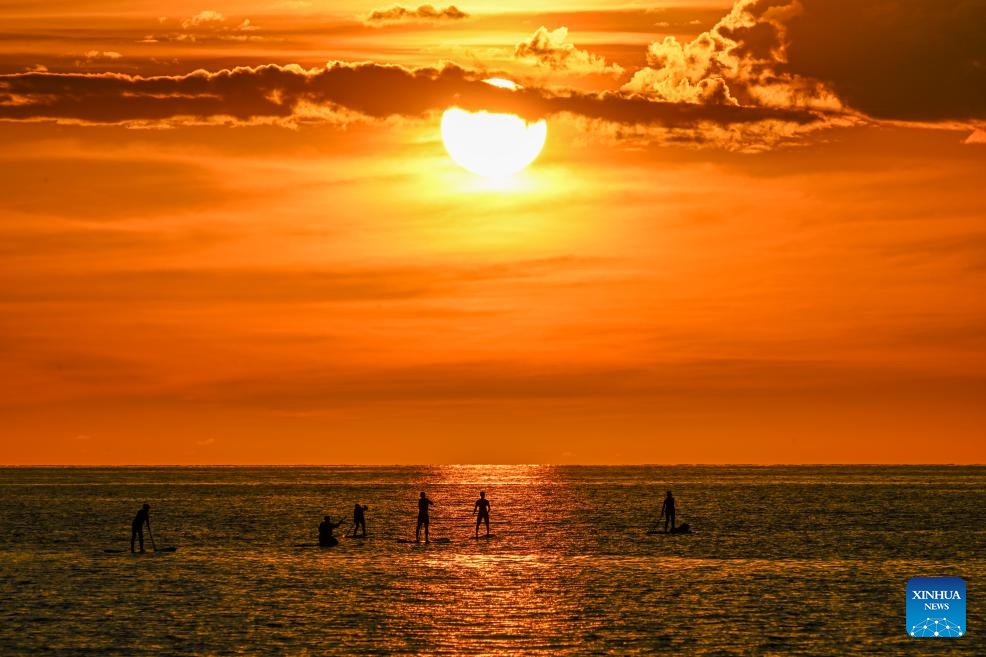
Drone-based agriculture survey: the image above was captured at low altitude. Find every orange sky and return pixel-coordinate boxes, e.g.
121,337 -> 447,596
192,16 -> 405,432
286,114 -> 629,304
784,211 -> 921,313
1,1 -> 984,464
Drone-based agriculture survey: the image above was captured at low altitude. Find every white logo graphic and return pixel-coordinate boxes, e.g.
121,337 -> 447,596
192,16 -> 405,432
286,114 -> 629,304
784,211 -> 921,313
909,618 -> 963,637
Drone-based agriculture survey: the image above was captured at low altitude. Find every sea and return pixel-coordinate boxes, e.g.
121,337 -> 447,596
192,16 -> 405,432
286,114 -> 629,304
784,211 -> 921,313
0,466 -> 982,656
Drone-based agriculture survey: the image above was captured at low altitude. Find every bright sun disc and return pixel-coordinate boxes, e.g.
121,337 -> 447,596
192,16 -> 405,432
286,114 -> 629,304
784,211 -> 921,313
441,82 -> 547,178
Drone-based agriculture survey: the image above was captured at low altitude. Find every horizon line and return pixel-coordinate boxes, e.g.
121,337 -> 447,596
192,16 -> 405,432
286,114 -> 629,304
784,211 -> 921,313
2,462 -> 983,468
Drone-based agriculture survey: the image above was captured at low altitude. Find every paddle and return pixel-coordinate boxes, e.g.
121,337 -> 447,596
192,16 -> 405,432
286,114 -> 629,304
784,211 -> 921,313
148,523 -> 157,552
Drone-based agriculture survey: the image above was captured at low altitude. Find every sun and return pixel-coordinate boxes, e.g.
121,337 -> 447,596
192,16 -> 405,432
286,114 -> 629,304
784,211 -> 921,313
441,79 -> 547,178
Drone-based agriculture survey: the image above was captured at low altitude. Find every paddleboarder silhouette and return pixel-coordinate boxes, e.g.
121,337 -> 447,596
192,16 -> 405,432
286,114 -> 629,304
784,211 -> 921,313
473,491 -> 491,537
352,503 -> 368,538
319,515 -> 344,547
660,490 -> 677,533
416,491 -> 434,543
130,503 -> 151,553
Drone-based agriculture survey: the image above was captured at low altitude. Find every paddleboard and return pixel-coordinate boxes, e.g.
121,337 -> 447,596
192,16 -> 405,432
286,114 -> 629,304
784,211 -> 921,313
647,525 -> 692,535
396,537 -> 451,544
473,534 -> 496,539
103,547 -> 178,554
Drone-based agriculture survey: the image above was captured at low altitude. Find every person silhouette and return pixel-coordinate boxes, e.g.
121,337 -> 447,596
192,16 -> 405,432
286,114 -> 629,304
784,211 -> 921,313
318,515 -> 344,547
352,503 -> 368,538
660,490 -> 677,533
416,491 -> 434,543
130,503 -> 151,553
473,491 -> 491,537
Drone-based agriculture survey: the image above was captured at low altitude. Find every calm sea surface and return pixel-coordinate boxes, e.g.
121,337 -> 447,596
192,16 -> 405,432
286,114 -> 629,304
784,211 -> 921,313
0,466 -> 983,656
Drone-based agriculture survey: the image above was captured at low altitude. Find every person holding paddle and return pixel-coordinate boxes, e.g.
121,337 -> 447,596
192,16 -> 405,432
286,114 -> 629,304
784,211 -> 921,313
130,503 -> 152,553
318,515 -> 344,547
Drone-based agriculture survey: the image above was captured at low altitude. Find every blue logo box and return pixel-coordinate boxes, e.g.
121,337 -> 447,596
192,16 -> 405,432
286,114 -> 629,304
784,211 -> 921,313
907,577 -> 965,637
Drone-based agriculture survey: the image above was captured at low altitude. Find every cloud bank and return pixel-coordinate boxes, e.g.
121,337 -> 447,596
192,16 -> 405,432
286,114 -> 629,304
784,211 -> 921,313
0,61 -> 820,136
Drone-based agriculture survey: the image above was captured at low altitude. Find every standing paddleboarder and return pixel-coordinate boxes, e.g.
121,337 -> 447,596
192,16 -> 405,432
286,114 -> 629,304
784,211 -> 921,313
352,503 -> 368,538
130,503 -> 151,553
473,491 -> 491,537
660,490 -> 677,533
416,491 -> 434,543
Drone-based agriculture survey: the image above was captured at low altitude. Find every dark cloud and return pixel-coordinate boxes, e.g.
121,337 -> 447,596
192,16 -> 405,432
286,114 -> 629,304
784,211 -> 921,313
0,63 -> 473,124
0,61 -> 820,131
365,4 -> 468,24
783,0 -> 986,121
